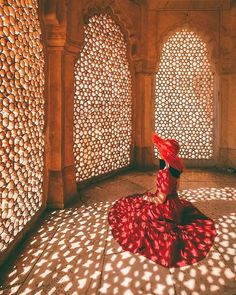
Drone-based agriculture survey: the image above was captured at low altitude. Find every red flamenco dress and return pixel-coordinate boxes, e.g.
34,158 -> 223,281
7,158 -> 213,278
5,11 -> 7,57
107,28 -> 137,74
108,135 -> 217,268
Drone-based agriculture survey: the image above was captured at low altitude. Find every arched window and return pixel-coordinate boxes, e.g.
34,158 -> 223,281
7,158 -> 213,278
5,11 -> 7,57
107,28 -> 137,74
0,1 -> 45,252
74,14 -> 132,182
155,29 -> 214,160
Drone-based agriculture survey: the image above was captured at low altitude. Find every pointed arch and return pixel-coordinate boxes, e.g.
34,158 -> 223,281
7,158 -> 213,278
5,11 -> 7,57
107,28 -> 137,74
155,27 -> 219,163
82,0 -> 140,62
73,13 -> 133,182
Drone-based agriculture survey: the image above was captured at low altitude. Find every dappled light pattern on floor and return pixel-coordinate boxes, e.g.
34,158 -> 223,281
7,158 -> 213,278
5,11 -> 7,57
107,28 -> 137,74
0,170 -> 236,295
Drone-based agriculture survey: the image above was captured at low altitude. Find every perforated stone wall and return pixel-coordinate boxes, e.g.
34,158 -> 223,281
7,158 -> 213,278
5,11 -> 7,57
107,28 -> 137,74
0,0 -> 45,252
74,14 -> 132,182
155,29 -> 214,159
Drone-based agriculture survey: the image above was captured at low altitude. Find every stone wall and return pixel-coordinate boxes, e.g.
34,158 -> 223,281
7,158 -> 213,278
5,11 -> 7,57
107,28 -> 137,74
135,0 -> 236,169
40,0 -> 236,208
1,0 -> 235,267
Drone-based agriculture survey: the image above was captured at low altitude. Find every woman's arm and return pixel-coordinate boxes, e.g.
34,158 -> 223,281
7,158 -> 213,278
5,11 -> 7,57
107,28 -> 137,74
143,192 -> 167,204
153,192 -> 167,204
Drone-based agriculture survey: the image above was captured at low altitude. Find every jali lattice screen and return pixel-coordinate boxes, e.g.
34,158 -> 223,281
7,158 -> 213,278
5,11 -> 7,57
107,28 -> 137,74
74,14 -> 132,182
0,0 -> 45,252
155,29 -> 214,159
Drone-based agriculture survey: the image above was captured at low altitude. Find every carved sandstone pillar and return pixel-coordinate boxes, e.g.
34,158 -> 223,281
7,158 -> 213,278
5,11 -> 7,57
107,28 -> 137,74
42,0 -> 83,208
47,47 -> 65,208
134,9 -> 157,169
134,69 -> 155,168
219,2 -> 236,168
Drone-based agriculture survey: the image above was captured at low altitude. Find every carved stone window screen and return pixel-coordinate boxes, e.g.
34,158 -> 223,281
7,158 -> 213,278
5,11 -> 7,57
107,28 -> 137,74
155,29 -> 214,160
73,14 -> 132,182
0,0 -> 45,252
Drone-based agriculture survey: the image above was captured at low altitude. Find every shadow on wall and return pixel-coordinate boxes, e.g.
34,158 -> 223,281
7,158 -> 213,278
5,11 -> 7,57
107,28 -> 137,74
0,187 -> 235,294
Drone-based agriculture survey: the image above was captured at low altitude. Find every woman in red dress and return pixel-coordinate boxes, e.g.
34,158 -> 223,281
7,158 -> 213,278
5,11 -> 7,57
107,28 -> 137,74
108,134 -> 217,268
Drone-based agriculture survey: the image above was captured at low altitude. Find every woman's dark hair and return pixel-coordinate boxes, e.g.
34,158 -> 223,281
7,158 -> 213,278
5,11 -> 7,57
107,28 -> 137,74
159,159 -> 181,178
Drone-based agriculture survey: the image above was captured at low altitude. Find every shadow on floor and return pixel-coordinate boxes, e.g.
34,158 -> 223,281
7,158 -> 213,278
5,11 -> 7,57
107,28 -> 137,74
0,176 -> 236,295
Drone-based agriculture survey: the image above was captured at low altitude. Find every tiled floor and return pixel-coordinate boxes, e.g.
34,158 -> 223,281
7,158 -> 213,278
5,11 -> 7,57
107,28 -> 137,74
0,169 -> 236,295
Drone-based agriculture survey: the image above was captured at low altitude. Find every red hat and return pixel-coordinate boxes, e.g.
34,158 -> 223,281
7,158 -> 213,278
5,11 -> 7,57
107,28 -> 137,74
153,133 -> 184,171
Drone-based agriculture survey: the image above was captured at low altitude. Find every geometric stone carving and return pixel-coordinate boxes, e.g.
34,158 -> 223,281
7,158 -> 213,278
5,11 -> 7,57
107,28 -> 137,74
155,29 -> 214,159
74,14 -> 132,182
0,0 -> 45,252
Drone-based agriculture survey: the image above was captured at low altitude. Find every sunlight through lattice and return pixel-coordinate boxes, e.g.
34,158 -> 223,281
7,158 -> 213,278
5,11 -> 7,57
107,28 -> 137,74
0,0 -> 45,252
155,29 -> 214,159
2,184 -> 235,294
74,14 -> 132,182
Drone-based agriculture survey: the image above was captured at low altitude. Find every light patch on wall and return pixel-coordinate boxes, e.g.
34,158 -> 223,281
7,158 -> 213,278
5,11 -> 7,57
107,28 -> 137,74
73,14 -> 132,182
155,29 -> 214,159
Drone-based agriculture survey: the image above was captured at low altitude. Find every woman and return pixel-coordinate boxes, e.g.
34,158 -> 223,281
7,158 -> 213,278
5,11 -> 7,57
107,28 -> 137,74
108,134 -> 217,268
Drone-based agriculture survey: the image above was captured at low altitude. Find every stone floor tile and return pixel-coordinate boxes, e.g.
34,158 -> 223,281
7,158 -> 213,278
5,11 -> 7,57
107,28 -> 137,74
17,249 -> 104,295
0,246 -> 43,289
179,181 -> 226,191
99,251 -> 175,295
15,204 -> 111,295
80,186 -> 118,205
0,214 -> 58,289
214,214 -> 236,273
0,285 -> 21,295
179,186 -> 236,203
105,229 -> 123,256
115,170 -> 156,181
118,173 -> 156,191
97,178 -> 147,198
48,211 -> 109,253
183,170 -> 236,183
191,199 -> 236,220
169,249 -> 236,295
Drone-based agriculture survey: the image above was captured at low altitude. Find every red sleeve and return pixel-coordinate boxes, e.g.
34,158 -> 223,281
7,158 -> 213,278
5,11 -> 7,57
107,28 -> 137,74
156,169 -> 171,195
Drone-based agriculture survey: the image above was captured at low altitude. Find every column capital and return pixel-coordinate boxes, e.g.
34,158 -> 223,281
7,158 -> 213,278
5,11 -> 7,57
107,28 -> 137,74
134,59 -> 157,74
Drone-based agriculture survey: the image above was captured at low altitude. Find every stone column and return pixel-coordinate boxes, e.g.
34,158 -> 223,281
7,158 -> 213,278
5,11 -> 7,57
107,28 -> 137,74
46,47 -> 65,208
42,0 -> 83,208
134,69 -> 155,168
61,51 -> 78,204
219,3 -> 236,168
134,9 -> 157,169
